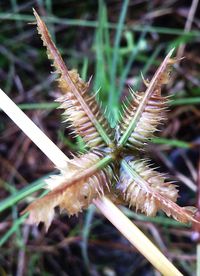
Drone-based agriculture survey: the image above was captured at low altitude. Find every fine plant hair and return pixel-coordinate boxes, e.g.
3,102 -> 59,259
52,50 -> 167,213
22,9 -> 198,231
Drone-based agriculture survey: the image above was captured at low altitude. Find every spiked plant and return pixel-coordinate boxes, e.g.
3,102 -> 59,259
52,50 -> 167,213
21,10 -> 198,231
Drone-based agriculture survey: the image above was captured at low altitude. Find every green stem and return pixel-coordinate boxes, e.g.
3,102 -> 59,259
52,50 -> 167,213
151,137 -> 191,149
118,30 -> 147,94
109,0 -> 129,122
81,205 -> 96,270
0,176 -> 48,212
170,97 -> 200,106
0,214 -> 28,246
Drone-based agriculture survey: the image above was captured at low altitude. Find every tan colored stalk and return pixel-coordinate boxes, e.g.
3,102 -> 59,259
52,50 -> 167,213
0,89 -> 68,169
0,87 -> 182,276
197,244 -> 200,276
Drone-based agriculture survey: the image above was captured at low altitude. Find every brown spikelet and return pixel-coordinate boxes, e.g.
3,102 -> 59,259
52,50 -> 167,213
23,152 -> 114,230
119,159 -> 197,224
33,9 -> 114,148
57,77 -> 114,148
118,51 -> 176,149
120,90 -> 168,149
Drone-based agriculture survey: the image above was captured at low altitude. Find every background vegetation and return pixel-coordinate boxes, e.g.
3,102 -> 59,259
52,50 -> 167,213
0,0 -> 200,275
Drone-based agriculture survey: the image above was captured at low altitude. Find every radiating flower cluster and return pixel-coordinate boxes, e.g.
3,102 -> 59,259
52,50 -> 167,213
23,10 -> 197,231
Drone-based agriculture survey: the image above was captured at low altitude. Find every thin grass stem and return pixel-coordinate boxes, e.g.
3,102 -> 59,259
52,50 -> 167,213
0,13 -> 200,37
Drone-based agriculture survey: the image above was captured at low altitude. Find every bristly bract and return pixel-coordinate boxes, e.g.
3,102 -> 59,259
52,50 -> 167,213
23,9 -> 198,231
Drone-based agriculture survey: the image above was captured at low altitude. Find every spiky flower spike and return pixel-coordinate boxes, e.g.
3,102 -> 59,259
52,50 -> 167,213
23,9 -> 198,231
